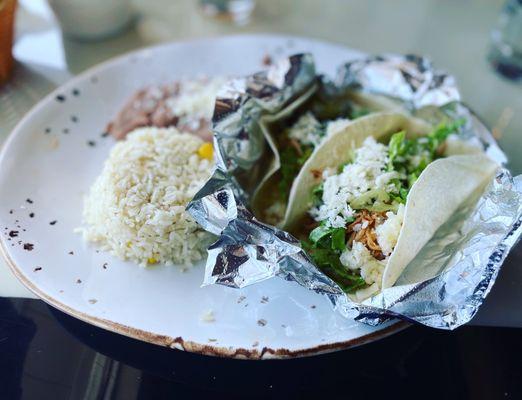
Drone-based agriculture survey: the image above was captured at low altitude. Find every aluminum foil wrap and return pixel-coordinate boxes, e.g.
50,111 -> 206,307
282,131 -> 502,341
188,53 -> 522,330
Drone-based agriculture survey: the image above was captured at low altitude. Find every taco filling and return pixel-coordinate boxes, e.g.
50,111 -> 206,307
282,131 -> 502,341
264,109 -> 370,225
277,113 -> 349,202
302,120 -> 465,300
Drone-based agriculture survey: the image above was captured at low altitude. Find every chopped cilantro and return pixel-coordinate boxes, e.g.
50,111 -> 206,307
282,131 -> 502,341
309,224 -> 333,244
387,118 -> 465,200
278,144 -> 313,202
277,115 -> 322,202
387,130 -> 406,169
309,223 -> 349,251
302,240 -> 366,293
331,228 -> 346,251
312,183 -> 324,205
350,107 -> 371,119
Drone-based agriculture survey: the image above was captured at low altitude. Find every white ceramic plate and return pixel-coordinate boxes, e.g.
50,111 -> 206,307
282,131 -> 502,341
0,34 -> 406,359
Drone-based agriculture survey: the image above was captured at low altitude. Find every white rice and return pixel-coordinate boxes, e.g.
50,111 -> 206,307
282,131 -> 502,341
78,127 -> 214,267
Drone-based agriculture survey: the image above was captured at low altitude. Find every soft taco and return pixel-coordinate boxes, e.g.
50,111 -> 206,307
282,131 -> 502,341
283,113 -> 498,301
252,89 -> 404,227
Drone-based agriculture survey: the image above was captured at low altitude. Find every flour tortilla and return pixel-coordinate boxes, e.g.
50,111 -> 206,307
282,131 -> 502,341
381,154 -> 498,288
252,95 -> 407,226
284,112 -> 498,290
283,113 -> 432,230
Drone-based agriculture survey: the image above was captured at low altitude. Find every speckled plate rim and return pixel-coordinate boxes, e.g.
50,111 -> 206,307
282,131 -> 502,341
0,34 -> 409,359
1,241 -> 409,359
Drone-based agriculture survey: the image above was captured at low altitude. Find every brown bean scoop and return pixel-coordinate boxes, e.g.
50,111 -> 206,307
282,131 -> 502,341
106,81 -> 213,142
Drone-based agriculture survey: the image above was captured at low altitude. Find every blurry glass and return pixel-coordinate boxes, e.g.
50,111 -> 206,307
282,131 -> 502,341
48,0 -> 135,41
199,0 -> 255,25
488,0 -> 522,81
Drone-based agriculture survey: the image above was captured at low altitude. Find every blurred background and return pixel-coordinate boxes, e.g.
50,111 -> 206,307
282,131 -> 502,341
1,0 -> 521,173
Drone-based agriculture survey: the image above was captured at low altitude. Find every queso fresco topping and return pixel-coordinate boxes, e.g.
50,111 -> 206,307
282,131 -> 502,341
303,120 -> 464,298
277,109 -> 372,205
261,102 -> 373,227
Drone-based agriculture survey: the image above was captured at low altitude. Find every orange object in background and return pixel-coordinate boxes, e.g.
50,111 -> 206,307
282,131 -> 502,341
0,0 -> 16,84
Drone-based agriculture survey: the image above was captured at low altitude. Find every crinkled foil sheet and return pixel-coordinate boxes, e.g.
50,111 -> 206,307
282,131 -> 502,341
188,53 -> 522,330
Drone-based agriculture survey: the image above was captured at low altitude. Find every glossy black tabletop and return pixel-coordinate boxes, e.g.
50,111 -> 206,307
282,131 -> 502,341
0,297 -> 520,400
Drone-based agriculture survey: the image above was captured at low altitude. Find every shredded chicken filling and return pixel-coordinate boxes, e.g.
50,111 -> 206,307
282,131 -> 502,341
346,209 -> 386,260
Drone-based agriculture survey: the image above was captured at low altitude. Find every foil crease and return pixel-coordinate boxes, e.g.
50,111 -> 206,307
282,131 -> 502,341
337,54 -> 461,109
188,53 -> 522,330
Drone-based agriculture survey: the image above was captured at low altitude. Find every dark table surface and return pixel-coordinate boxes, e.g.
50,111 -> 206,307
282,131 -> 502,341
1,297 -> 521,400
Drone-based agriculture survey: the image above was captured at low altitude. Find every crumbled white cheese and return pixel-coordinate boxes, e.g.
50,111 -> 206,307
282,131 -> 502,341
325,118 -> 351,137
375,170 -> 399,189
375,204 -> 405,256
322,167 -> 335,179
353,137 -> 388,171
166,77 -> 225,126
340,241 -> 387,302
288,112 -> 323,147
310,187 -> 354,228
310,137 -> 395,228
339,241 -> 362,270
352,223 -> 362,232
352,219 -> 370,233
340,241 -> 385,285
